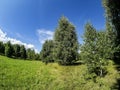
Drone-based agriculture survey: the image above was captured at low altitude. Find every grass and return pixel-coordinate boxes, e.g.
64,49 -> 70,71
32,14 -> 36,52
0,55 -> 119,90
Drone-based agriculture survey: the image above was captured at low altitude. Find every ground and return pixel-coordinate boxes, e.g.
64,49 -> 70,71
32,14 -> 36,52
0,55 -> 119,90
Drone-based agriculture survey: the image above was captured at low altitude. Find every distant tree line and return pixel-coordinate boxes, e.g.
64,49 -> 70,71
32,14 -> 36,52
0,41 -> 40,60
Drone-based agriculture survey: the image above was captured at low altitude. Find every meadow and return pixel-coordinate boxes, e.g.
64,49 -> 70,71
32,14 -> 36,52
0,55 -> 119,90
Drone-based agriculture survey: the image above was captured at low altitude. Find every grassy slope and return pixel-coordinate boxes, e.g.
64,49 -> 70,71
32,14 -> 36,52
0,55 -> 119,90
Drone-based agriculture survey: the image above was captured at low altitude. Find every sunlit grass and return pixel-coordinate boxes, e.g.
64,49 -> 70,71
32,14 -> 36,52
0,55 -> 119,90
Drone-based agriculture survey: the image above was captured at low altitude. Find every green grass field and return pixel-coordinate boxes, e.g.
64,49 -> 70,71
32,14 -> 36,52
0,55 -> 119,90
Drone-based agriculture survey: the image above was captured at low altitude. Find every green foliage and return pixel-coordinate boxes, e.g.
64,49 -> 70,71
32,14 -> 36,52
26,48 -> 35,60
0,41 -> 40,60
26,49 -> 40,60
40,40 -> 54,63
54,16 -> 79,65
81,22 -> 108,77
13,44 -> 21,58
34,53 -> 40,60
5,41 -> 14,57
20,45 -> 27,59
103,0 -> 120,63
81,22 -> 97,73
0,41 -> 5,55
104,22 -> 116,60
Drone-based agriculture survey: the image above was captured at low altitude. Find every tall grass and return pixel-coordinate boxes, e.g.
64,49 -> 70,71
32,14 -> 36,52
0,55 -> 119,90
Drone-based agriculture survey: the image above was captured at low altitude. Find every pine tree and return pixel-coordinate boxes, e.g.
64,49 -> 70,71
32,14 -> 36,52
5,41 -> 14,57
20,45 -> 26,59
26,49 -> 35,60
103,0 -> 120,63
105,22 -> 116,59
54,16 -> 79,65
27,49 -> 32,60
96,31 -> 109,77
34,53 -> 40,60
0,41 -> 5,55
40,40 -> 54,64
13,44 -> 21,58
81,22 -> 97,74
81,22 -> 108,77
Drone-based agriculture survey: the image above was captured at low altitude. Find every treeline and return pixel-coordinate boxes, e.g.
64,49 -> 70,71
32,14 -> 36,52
40,0 -> 120,78
40,17 -> 114,77
0,41 -> 40,60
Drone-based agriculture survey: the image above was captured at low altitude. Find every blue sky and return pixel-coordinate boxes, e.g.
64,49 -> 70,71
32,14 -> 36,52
0,0 -> 105,52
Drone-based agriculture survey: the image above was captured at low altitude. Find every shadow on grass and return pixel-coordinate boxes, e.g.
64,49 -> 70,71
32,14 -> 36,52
58,61 -> 83,66
112,76 -> 120,90
112,64 -> 120,90
116,65 -> 120,90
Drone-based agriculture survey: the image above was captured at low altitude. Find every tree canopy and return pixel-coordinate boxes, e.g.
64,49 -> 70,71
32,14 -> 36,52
54,16 -> 79,65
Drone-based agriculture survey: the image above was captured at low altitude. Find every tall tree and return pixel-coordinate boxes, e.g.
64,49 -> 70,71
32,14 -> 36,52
96,31 -> 109,77
13,44 -> 21,58
105,22 -> 116,59
40,40 -> 54,63
81,22 -> 97,74
54,16 -> 79,65
5,41 -> 14,57
0,41 -> 5,55
103,0 -> 120,63
81,22 -> 108,77
34,53 -> 40,60
20,45 -> 26,59
26,48 -> 35,60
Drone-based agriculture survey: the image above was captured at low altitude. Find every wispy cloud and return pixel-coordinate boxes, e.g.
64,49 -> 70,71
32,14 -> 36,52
16,33 -> 23,39
0,29 -> 36,50
37,29 -> 54,44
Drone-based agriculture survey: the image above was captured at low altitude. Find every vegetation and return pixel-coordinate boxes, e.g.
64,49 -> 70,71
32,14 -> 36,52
0,0 -> 120,89
0,41 -> 40,60
0,41 -> 5,55
103,0 -> 120,63
80,22 -> 106,77
13,44 -> 21,58
40,40 -> 54,63
0,55 -> 119,90
26,48 -> 35,60
5,41 -> 14,58
20,45 -> 27,59
54,16 -> 79,65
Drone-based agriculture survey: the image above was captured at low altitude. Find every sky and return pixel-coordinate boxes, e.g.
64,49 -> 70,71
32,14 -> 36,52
0,0 -> 105,53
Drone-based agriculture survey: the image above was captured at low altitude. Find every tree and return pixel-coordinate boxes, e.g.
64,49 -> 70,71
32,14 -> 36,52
34,53 -> 40,60
81,22 -> 97,74
5,41 -> 14,57
13,44 -> 21,58
105,22 -> 116,59
54,16 -> 79,65
95,31 -> 109,77
103,0 -> 120,63
26,48 -> 35,60
81,22 -> 107,77
81,22 -> 97,62
0,41 -> 5,55
40,40 -> 54,64
20,45 -> 26,59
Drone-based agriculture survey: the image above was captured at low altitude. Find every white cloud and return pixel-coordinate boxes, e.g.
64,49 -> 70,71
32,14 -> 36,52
0,29 -> 37,51
37,29 -> 54,44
